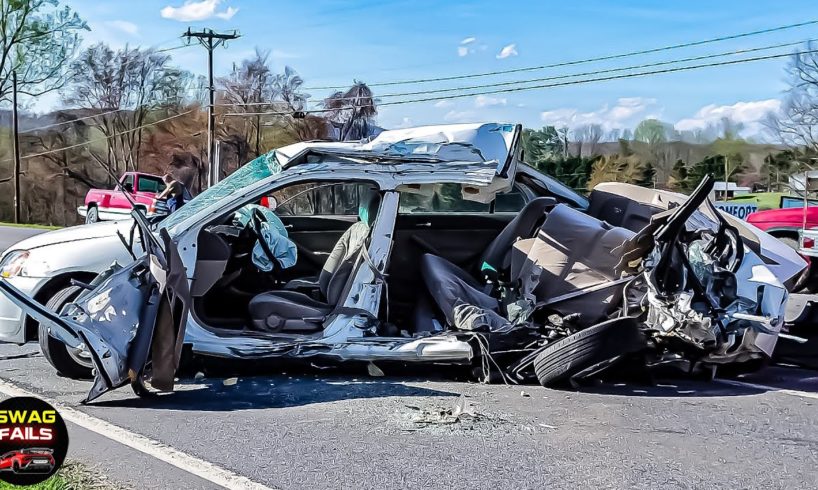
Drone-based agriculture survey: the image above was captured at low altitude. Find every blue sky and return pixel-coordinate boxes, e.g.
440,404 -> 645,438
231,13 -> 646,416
53,0 -> 818,137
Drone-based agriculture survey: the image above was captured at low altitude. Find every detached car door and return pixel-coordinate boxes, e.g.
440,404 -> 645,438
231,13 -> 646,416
0,214 -> 186,403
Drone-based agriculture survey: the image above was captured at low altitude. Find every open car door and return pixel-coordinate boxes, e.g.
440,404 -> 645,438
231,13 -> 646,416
0,212 -> 189,403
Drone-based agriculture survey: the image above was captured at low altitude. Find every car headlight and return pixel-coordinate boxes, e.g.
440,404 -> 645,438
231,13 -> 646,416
0,250 -> 30,278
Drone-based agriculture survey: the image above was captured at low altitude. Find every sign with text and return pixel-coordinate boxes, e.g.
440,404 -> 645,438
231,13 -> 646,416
714,202 -> 758,220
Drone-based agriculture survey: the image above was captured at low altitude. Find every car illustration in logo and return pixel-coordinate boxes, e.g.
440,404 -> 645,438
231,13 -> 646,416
0,448 -> 55,474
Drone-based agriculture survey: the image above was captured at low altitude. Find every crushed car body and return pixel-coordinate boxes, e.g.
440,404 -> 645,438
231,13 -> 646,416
0,122 -> 806,402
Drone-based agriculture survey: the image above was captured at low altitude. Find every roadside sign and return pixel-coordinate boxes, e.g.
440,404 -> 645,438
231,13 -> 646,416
714,202 -> 758,220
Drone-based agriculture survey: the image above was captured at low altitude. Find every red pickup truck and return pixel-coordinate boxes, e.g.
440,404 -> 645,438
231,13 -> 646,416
79,172 -> 167,223
746,206 -> 818,249
747,206 -> 818,290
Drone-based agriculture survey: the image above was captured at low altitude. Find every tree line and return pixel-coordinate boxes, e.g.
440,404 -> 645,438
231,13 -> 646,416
3,1 -> 818,225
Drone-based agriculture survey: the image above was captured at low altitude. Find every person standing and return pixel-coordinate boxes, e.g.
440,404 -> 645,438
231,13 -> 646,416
156,174 -> 187,213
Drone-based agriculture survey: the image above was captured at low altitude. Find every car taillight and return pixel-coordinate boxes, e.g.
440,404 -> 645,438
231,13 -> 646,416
804,237 -> 815,249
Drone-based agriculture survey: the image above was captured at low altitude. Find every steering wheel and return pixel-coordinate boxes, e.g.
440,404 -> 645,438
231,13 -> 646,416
250,208 -> 279,266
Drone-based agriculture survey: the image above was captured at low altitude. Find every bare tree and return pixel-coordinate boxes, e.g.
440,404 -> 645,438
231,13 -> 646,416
606,128 -> 621,142
0,0 -> 87,103
765,42 -> 818,151
62,43 -> 188,177
218,49 -> 277,156
323,81 -> 378,141
573,123 -> 603,156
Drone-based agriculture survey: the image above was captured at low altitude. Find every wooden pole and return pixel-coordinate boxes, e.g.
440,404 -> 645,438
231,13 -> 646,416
11,71 -> 21,224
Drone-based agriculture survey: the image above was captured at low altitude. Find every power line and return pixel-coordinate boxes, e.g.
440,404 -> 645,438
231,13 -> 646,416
19,107 -> 135,134
377,49 -> 818,106
304,19 -> 818,90
221,48 -> 818,117
1,110 -> 195,163
222,39 -> 811,105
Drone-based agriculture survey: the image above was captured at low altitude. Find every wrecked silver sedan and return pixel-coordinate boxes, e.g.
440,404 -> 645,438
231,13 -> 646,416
0,123 -> 806,402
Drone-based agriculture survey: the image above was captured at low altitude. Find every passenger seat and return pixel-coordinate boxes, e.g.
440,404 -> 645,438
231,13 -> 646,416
247,192 -> 381,332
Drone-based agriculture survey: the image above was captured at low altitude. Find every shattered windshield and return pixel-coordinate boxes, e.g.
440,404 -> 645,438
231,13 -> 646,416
160,152 -> 281,233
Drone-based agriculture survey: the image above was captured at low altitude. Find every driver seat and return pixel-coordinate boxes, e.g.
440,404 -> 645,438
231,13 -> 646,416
247,192 -> 381,332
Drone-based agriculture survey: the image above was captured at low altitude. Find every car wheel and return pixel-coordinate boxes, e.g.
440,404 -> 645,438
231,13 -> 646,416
533,317 -> 646,388
85,205 -> 99,224
38,285 -> 93,379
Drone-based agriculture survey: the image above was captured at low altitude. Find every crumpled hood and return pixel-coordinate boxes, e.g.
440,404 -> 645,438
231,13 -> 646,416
4,220 -> 134,254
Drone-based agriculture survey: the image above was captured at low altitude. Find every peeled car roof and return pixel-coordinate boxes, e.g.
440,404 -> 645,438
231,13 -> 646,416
274,122 -> 516,168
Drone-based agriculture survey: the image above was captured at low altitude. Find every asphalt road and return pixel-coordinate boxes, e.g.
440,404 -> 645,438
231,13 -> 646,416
0,225 -> 46,253
0,341 -> 816,489
0,224 -> 817,488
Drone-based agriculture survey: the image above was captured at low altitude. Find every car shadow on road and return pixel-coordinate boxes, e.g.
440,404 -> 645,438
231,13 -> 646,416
578,379 -> 770,397
90,374 -> 462,411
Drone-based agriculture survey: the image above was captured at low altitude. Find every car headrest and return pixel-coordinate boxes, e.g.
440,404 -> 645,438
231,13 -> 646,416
358,190 -> 381,227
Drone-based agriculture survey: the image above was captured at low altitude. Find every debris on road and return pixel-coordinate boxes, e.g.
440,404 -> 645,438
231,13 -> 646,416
406,395 -> 482,427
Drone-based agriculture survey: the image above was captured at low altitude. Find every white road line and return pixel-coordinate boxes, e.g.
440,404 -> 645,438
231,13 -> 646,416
0,378 -> 275,490
716,378 -> 818,400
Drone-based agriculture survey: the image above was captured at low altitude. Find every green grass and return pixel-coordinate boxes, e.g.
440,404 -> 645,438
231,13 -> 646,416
727,192 -> 789,210
0,462 -> 121,489
0,222 -> 62,230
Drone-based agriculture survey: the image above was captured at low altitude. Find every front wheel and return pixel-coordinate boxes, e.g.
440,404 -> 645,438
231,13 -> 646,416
85,205 -> 99,224
38,285 -> 93,379
533,317 -> 646,388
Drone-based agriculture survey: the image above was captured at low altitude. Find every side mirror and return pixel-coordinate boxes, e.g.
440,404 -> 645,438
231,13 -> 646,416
123,183 -> 134,193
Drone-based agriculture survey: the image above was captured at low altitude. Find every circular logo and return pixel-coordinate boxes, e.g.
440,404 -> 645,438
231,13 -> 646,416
0,397 -> 68,486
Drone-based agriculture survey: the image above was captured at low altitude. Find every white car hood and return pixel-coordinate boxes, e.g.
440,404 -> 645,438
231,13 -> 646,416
3,220 -> 133,254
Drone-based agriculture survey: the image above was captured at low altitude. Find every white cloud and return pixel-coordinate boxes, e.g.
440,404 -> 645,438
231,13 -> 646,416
394,117 -> 414,129
458,37 -> 477,57
215,6 -> 238,19
160,0 -> 238,22
474,95 -> 507,108
444,109 -> 478,123
496,43 -> 518,59
540,97 -> 658,130
433,100 -> 454,108
105,20 -> 139,36
674,99 -> 781,135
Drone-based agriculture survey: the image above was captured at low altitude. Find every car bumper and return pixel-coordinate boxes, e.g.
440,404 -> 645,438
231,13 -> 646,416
0,276 -> 48,344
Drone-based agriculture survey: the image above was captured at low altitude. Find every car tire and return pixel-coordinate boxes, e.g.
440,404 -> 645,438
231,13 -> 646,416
38,285 -> 93,379
533,317 -> 646,388
85,205 -> 99,224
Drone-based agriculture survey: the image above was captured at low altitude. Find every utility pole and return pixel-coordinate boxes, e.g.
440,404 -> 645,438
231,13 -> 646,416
182,28 -> 240,188
11,71 -> 21,224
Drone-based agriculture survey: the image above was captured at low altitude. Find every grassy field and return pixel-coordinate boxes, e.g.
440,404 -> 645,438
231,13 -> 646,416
0,462 -> 121,489
0,222 -> 61,230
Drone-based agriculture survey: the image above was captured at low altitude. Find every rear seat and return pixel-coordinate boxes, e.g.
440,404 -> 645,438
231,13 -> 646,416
421,203 -> 635,330
587,188 -> 655,232
510,204 -> 635,325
